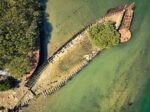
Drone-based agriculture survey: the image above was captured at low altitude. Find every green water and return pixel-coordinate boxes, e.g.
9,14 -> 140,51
24,0 -> 150,112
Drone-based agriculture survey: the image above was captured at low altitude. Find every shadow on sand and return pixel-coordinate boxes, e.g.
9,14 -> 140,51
39,0 -> 53,64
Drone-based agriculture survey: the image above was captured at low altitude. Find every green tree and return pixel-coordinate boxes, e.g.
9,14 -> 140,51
0,0 -> 41,79
0,76 -> 19,91
88,22 -> 120,48
5,56 -> 30,79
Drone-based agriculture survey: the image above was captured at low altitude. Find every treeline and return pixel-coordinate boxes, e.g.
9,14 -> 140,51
0,0 -> 41,79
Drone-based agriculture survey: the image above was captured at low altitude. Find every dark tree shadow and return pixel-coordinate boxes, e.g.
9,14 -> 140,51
39,0 -> 53,65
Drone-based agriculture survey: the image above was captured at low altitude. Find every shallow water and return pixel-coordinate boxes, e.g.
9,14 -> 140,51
24,0 -> 150,112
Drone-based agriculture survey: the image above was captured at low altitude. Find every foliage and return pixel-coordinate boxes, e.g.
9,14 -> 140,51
5,57 -> 30,79
88,22 -> 120,48
0,76 -> 19,91
0,0 -> 41,79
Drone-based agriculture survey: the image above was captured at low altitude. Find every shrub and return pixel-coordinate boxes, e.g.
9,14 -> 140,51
0,77 -> 19,91
88,22 -> 120,48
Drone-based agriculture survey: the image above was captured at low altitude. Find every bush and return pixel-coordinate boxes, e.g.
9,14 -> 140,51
0,77 -> 19,91
88,22 -> 120,48
5,56 -> 30,79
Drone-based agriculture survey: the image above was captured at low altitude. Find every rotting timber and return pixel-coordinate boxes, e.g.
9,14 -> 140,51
3,3 -> 134,111
119,3 -> 135,42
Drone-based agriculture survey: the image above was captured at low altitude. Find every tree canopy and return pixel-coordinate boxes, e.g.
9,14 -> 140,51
0,0 -> 41,79
88,22 -> 120,48
0,76 -> 19,91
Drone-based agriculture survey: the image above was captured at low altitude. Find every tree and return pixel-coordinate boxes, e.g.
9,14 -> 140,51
0,76 -> 19,91
0,0 -> 41,79
88,22 -> 120,48
5,56 -> 30,79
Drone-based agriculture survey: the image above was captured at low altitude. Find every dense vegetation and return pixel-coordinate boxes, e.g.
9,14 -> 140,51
0,76 -> 19,91
88,22 -> 120,48
0,0 -> 41,79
